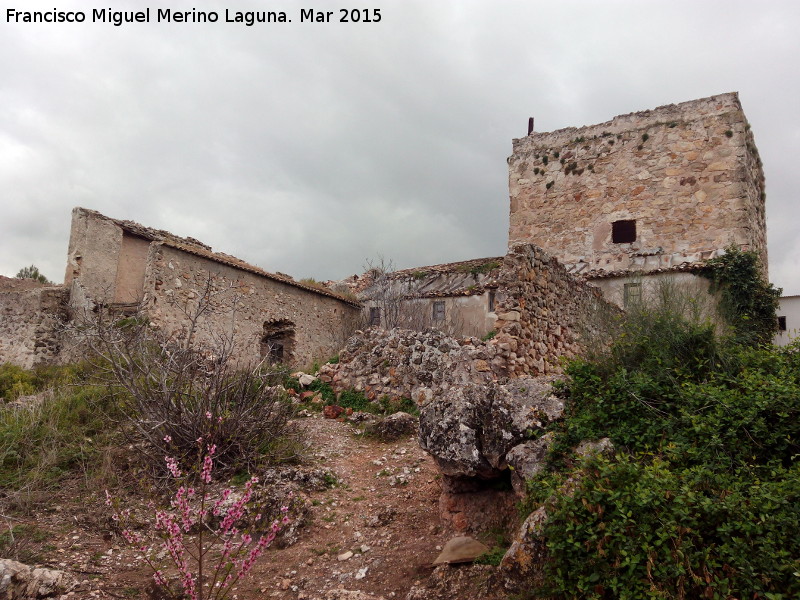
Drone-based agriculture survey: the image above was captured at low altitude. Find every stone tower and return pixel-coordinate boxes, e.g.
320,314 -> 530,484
507,92 -> 767,306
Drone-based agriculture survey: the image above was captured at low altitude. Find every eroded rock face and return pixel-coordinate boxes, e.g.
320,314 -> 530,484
418,377 -> 562,480
0,559 -> 73,599
506,433 -> 555,494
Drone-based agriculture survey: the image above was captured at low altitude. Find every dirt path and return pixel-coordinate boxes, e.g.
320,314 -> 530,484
13,414 -> 488,600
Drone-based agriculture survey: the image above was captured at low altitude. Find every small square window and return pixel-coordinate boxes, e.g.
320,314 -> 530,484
369,307 -> 381,327
433,300 -> 445,322
778,316 -> 787,331
624,282 -> 642,307
612,220 -> 637,243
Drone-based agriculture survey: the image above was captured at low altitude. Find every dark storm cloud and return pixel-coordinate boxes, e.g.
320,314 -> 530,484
1,0 -> 798,293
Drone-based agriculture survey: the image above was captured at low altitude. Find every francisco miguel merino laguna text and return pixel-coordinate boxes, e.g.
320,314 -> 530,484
5,8 -> 383,26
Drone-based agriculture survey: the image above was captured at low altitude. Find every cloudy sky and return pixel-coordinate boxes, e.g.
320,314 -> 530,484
1,0 -> 799,294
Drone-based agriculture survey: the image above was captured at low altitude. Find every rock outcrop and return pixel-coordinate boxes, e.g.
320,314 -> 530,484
0,559 -> 73,599
418,377 -> 562,480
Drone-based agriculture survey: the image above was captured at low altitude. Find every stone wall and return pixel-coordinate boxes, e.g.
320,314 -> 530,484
508,92 -> 767,278
488,243 -> 615,377
322,243 -> 616,400
145,243 -> 361,368
0,277 -> 69,369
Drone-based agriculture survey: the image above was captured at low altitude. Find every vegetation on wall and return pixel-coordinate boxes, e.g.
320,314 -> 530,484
700,245 -> 781,346
523,282 -> 800,599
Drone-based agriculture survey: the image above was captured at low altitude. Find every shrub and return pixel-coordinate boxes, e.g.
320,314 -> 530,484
81,303 -> 300,481
0,364 -> 36,401
535,454 -> 800,599
701,245 -> 781,346
0,382 -> 115,508
14,265 -> 51,284
524,284 -> 800,598
107,440 -> 288,600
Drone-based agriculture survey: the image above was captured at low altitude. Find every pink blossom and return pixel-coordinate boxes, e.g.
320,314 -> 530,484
165,456 -> 182,478
107,449 -> 287,600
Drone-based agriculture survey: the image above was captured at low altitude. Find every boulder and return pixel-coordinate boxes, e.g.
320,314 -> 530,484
432,536 -> 490,565
366,411 -> 418,441
505,433 -> 554,494
0,559 -> 74,599
418,377 -> 562,479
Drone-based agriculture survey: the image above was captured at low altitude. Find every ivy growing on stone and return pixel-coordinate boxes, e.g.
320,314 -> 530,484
700,245 -> 781,346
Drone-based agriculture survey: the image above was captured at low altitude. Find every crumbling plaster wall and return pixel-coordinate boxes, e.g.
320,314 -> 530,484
590,270 -> 716,311
145,244 -> 360,368
0,277 -> 69,369
508,92 -> 767,277
366,293 -> 495,339
64,207 -> 124,300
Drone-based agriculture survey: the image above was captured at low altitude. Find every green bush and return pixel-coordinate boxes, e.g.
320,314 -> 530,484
0,364 -> 36,400
0,382 -> 115,503
0,363 -> 91,402
701,246 -> 781,346
525,286 -> 800,597
535,455 -> 800,599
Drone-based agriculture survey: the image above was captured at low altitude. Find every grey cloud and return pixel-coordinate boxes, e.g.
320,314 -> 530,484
1,0 -> 798,293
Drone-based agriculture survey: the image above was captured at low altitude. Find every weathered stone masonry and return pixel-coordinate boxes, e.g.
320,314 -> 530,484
0,277 -> 69,370
509,92 -> 766,274
145,242 -> 361,368
322,243 -> 616,404
1,208 -> 362,369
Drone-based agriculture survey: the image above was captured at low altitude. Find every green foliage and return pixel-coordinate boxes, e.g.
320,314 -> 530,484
336,389 -> 372,412
701,246 -> 781,346
525,295 -> 800,598
0,380 -> 115,502
481,330 -> 497,341
377,395 -> 419,417
475,545 -> 508,566
0,364 -> 36,400
641,132 -> 649,142
535,454 -> 800,599
14,265 -> 51,284
457,261 -> 501,276
725,129 -> 734,138
0,363 -> 90,402
411,271 -> 429,280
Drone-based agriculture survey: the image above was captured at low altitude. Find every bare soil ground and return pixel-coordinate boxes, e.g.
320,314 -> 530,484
5,415 -> 506,599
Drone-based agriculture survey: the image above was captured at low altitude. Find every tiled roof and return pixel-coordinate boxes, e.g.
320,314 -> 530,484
77,208 -> 360,307
159,240 -> 361,306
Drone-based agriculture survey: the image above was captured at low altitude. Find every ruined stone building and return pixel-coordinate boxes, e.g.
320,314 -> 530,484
1,208 -> 361,369
344,257 -> 503,339
1,93 -> 772,372
508,92 -> 767,308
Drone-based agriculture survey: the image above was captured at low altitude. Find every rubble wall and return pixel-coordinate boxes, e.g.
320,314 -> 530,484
488,244 -> 617,377
323,244 -> 616,401
319,328 -> 498,405
0,277 -> 69,369
508,92 -> 768,277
